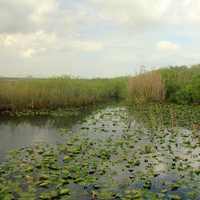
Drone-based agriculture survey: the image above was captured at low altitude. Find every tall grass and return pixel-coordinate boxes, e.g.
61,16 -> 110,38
0,64 -> 199,112
128,71 -> 165,103
0,77 -> 128,112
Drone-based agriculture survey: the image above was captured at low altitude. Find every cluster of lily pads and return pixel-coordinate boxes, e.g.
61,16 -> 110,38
0,106 -> 200,200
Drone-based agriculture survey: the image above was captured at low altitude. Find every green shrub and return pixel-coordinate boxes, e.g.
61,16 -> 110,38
160,65 -> 200,104
189,75 -> 200,103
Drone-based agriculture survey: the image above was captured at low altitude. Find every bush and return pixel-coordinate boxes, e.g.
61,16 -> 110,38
189,75 -> 200,103
161,66 -> 200,104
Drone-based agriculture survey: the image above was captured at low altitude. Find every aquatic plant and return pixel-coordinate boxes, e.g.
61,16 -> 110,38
0,106 -> 200,200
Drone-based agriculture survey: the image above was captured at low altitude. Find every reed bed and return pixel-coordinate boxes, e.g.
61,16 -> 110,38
0,77 -> 127,112
128,71 -> 165,104
0,65 -> 199,112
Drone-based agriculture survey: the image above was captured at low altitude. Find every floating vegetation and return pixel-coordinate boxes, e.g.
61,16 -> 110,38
0,106 -> 200,199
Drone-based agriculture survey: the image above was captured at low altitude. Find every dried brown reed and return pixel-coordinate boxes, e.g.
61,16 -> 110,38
128,71 -> 165,103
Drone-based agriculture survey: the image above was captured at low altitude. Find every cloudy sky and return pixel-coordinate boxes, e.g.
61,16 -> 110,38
0,0 -> 200,77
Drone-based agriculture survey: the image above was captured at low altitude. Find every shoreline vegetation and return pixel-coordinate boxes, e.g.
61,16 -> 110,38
128,64 -> 200,104
0,64 -> 199,114
0,77 -> 128,114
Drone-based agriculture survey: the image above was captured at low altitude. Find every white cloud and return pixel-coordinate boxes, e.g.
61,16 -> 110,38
71,41 -> 104,52
168,0 -> 200,24
0,30 -> 57,57
0,30 -> 104,59
90,0 -> 166,26
0,0 -> 58,33
157,41 -> 179,51
0,35 -> 17,46
0,0 -> 200,77
89,0 -> 200,28
22,48 -> 36,58
29,0 -> 58,24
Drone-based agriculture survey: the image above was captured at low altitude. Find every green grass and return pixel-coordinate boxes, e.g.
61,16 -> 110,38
0,77 -> 128,112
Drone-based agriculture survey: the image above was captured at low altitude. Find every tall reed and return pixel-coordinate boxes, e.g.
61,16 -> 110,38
128,71 -> 165,104
0,77 -> 128,112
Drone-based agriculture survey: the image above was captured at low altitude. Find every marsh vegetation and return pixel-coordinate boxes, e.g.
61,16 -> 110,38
0,77 -> 127,112
0,65 -> 200,200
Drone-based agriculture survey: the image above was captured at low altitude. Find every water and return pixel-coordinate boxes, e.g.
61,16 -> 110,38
0,109 -> 90,161
0,106 -> 200,199
0,120 -> 62,161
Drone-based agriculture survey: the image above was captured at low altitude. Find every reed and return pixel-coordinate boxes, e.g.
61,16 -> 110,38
0,77 -> 128,112
128,71 -> 165,104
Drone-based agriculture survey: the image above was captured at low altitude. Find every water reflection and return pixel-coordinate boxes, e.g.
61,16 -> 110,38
0,108 -> 93,161
0,121 -> 61,161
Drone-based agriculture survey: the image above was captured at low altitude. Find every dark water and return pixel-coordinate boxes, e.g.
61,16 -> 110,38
0,120 -> 62,161
0,109 -> 90,161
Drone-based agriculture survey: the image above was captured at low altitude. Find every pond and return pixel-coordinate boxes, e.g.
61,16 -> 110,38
0,105 -> 200,200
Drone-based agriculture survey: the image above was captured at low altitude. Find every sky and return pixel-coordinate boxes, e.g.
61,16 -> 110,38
0,0 -> 200,78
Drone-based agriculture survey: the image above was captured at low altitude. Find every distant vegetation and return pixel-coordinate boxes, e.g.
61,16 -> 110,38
0,65 -> 199,113
0,77 -> 127,112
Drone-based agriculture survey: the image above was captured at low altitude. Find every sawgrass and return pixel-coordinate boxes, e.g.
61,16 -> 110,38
0,77 -> 128,111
